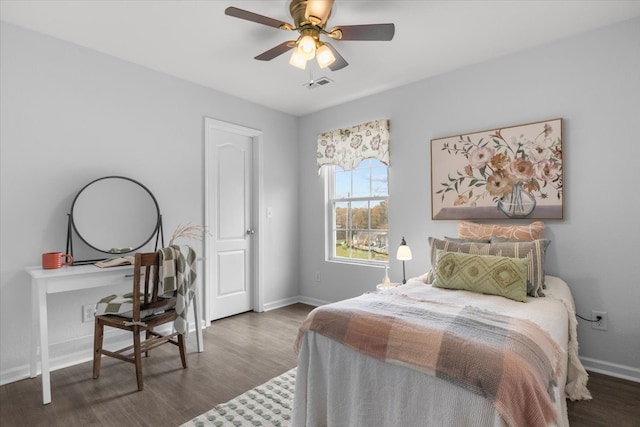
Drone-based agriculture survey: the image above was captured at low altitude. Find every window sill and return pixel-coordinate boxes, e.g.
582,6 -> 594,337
327,258 -> 388,268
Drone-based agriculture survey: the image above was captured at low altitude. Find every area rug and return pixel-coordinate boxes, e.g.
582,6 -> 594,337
181,368 -> 296,427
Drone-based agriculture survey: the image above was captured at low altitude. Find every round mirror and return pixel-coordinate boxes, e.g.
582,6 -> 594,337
70,176 -> 160,254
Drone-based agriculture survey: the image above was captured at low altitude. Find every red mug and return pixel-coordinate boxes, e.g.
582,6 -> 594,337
42,252 -> 74,269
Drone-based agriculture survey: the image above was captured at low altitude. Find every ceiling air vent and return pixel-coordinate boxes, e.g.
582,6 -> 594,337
303,76 -> 333,89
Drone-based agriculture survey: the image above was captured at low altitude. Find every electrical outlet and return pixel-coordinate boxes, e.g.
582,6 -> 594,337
591,310 -> 607,331
83,304 -> 96,323
315,271 -> 321,282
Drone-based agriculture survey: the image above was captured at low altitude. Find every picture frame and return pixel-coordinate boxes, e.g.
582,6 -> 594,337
431,118 -> 563,220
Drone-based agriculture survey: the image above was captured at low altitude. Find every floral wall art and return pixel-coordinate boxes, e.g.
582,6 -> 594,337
431,118 -> 563,220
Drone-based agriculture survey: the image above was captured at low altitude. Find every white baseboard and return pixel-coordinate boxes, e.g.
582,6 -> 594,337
0,321 -> 205,387
263,295 -> 330,311
580,356 -> 640,383
263,296 -> 301,311
0,365 -> 28,386
8,300 -> 636,388
1,329 -> 131,386
296,296 -> 330,307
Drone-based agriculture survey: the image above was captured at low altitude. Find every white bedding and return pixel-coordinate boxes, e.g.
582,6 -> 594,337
292,275 -> 590,427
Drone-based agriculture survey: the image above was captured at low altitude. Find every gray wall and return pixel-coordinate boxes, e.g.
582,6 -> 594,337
298,18 -> 640,380
0,23 -> 300,383
2,17 -> 639,385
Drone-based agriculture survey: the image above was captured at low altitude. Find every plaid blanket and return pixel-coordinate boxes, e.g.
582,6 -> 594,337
296,291 -> 562,427
158,245 -> 197,335
96,292 -> 141,317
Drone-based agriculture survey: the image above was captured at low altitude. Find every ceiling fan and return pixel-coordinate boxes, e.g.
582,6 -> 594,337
225,0 -> 395,71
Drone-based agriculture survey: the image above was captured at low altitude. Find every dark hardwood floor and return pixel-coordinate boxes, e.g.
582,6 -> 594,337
1,303 -> 638,426
0,304 -> 311,427
567,370 -> 640,427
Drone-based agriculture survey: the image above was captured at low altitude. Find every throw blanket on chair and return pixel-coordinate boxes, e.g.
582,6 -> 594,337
296,291 -> 563,427
158,245 -> 197,335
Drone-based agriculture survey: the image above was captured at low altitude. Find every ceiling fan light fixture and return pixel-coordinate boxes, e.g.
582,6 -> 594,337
289,50 -> 307,69
297,34 -> 316,60
226,0 -> 394,72
316,44 -> 335,68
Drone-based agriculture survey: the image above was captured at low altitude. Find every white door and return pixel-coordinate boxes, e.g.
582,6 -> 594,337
205,119 -> 260,321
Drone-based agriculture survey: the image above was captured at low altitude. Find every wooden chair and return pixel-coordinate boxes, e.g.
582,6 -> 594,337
92,252 -> 187,391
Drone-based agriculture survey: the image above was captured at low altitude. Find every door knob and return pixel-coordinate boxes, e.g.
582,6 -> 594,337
246,228 -> 255,235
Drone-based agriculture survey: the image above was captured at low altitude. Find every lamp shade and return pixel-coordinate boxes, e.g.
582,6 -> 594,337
289,50 -> 307,69
316,44 -> 336,68
396,237 -> 413,261
297,35 -> 316,60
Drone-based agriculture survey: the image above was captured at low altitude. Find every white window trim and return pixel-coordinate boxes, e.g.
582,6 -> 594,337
324,164 -> 389,267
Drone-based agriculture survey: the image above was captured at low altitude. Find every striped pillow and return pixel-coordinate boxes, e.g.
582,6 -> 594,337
428,237 -> 550,297
458,220 -> 544,241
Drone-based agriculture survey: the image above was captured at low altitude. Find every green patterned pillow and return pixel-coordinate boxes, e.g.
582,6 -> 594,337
433,250 -> 530,302
427,237 -> 550,297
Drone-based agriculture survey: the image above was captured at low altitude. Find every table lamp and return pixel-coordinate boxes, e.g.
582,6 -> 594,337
396,236 -> 413,284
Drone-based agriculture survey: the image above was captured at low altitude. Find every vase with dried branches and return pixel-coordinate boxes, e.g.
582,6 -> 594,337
169,223 -> 208,246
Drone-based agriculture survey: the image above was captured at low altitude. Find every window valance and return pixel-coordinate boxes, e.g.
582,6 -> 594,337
317,118 -> 390,171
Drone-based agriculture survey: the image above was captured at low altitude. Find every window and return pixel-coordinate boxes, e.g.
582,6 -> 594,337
327,159 -> 389,264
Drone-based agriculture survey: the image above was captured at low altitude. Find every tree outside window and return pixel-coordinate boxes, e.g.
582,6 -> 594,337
329,159 -> 388,264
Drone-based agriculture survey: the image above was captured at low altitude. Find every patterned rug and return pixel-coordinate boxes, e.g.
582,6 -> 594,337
181,369 -> 296,427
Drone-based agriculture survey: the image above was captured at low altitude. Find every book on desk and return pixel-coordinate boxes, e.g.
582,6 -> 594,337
94,256 -> 135,268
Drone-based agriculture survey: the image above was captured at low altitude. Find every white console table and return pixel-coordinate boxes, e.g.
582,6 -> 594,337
26,263 -> 204,405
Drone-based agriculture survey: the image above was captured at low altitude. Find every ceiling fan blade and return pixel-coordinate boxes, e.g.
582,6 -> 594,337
330,23 -> 395,41
255,41 -> 296,61
225,6 -> 292,30
324,42 -> 348,71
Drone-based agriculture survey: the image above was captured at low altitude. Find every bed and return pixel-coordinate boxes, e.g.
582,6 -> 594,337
293,231 -> 592,427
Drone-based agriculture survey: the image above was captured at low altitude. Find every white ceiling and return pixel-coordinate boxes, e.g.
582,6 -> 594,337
2,1 -> 640,116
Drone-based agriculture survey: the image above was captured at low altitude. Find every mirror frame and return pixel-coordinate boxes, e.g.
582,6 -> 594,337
67,176 -> 162,263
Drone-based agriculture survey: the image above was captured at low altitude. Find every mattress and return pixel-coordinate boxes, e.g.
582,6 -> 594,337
292,275 -> 590,427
